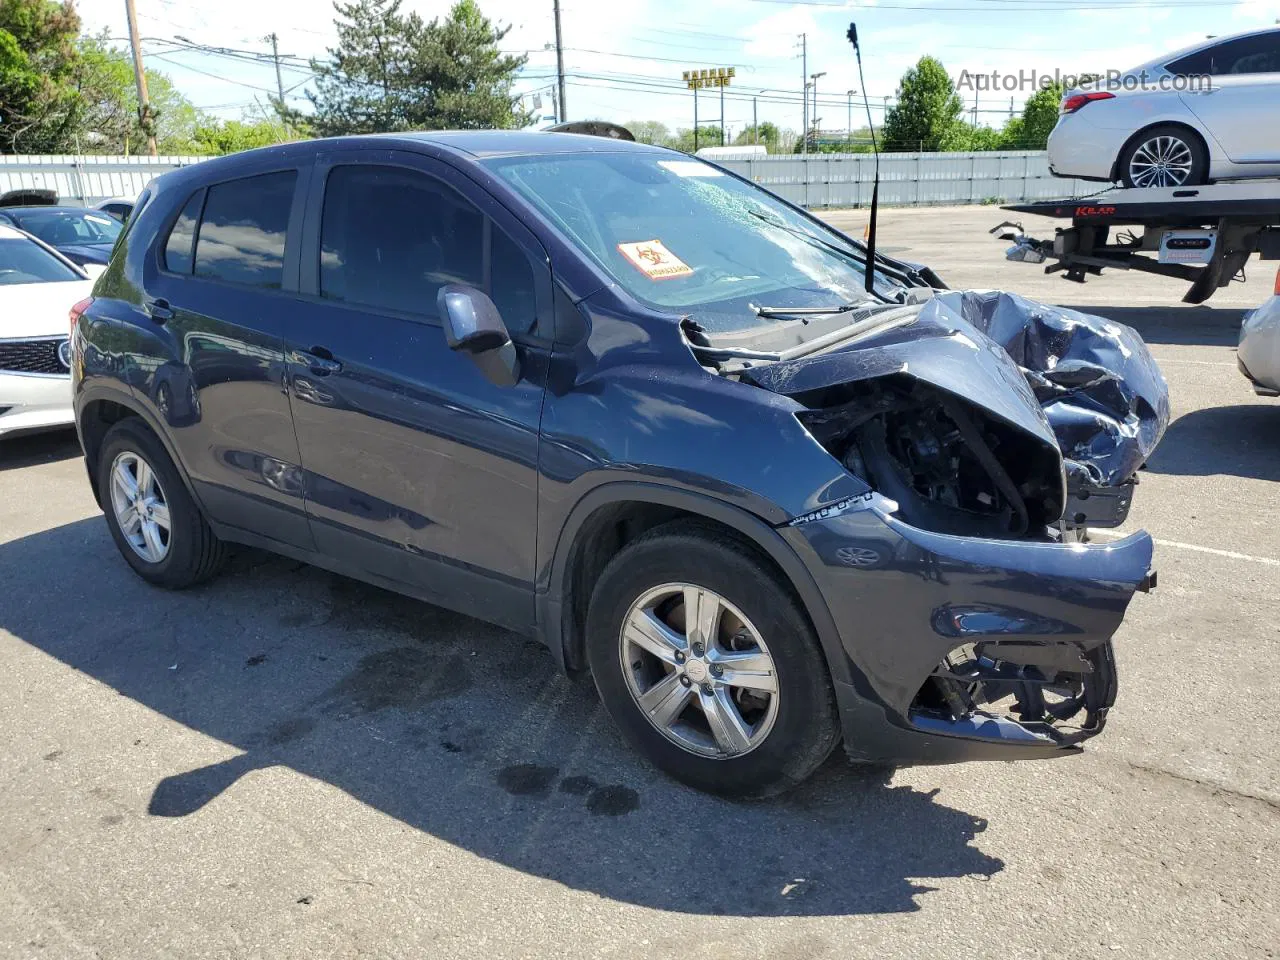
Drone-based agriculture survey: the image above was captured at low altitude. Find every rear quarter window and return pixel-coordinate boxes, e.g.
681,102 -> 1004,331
163,189 -> 204,274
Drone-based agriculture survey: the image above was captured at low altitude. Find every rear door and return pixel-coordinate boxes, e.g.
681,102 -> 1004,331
143,165 -> 315,549
1175,32 -> 1280,163
283,149 -> 552,631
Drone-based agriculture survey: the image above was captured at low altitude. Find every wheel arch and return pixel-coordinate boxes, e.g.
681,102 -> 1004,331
77,386 -> 201,511
539,482 -> 853,689
1110,120 -> 1211,183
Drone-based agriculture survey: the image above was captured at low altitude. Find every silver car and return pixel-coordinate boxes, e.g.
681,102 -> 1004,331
1239,271 -> 1280,397
1048,27 -> 1280,188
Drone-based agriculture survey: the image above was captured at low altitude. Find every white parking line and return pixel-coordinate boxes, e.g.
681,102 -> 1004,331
1091,528 -> 1280,567
1152,358 -> 1238,368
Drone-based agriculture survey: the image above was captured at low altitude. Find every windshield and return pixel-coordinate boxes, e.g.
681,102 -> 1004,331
484,152 -> 903,332
0,237 -> 83,284
8,209 -> 123,247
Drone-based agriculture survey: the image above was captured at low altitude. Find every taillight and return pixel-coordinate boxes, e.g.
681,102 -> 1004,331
1274,267 -> 1280,296
69,296 -> 92,337
1062,91 -> 1116,114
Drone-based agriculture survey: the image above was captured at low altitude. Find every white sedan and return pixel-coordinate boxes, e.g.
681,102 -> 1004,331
1048,26 -> 1280,188
0,224 -> 95,440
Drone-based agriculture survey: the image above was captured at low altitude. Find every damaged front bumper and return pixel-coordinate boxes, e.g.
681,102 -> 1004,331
783,495 -> 1154,765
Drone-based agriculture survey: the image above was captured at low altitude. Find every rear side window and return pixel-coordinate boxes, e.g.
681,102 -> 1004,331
194,171 -> 296,288
1169,33 -> 1280,75
163,189 -> 204,274
319,164 -> 538,333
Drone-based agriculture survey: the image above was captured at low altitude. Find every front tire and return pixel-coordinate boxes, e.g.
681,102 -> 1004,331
586,522 -> 840,797
1119,125 -> 1208,189
99,418 -> 226,588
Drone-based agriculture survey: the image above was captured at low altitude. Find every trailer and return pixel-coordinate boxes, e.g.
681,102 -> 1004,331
991,181 -> 1280,304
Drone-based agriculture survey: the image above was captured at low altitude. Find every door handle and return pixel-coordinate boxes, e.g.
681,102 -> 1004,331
294,347 -> 343,376
145,298 -> 173,322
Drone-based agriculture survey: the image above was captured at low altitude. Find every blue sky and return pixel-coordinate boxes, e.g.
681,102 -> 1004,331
76,0 -> 1280,139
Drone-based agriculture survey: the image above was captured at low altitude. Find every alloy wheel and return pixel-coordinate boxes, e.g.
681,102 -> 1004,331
1128,135 -> 1194,188
619,583 -> 780,759
109,451 -> 172,563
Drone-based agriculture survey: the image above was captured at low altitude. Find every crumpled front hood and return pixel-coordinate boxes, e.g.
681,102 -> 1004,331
739,293 -> 1060,451
935,290 -> 1170,486
738,290 -> 1169,488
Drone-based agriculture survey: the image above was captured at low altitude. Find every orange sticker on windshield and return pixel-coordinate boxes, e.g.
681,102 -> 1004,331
617,240 -> 694,280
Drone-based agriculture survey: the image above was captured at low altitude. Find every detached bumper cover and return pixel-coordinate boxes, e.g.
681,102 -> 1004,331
785,499 -> 1154,764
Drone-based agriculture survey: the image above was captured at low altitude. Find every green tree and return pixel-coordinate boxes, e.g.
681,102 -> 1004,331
1014,83 -> 1063,150
0,0 -> 81,152
735,121 -> 778,149
192,117 -> 290,155
408,0 -> 530,129
629,119 -> 669,145
73,35 -> 200,154
664,125 -> 723,154
303,0 -> 529,136
881,56 -> 964,152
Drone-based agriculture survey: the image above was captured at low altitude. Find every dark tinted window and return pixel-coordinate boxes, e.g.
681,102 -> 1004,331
1169,32 -> 1280,75
163,189 -> 204,274
319,165 -> 538,333
194,171 -> 295,288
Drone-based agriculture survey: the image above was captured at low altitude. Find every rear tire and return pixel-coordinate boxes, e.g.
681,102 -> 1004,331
1119,125 -> 1208,188
585,521 -> 840,797
98,418 -> 226,588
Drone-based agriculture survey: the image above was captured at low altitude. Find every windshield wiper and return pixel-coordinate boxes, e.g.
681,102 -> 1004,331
753,303 -> 862,319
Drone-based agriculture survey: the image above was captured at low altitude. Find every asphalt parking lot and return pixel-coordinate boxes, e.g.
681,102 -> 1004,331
2,204 -> 1277,960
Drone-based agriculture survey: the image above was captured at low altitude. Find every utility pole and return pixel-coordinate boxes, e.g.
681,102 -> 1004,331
847,89 -> 855,141
267,32 -> 288,134
694,84 -> 699,151
124,0 -> 157,157
753,97 -> 758,145
553,0 -> 567,123
720,81 -> 725,146
798,33 -> 807,154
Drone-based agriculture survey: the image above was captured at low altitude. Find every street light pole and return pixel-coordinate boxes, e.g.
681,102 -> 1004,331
810,71 -> 826,150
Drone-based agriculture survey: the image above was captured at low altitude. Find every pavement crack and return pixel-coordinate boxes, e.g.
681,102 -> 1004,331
1122,760 -> 1280,814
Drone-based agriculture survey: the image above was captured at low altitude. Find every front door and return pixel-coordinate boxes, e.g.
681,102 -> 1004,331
283,151 -> 552,631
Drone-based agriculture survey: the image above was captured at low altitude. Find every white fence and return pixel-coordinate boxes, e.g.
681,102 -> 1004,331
716,151 -> 1091,208
0,150 -> 1091,209
0,154 -> 203,205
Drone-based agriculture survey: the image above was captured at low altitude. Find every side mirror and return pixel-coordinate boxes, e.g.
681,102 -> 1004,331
437,284 -> 521,387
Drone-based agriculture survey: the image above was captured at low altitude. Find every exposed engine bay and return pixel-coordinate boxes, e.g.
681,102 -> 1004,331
700,289 -> 1167,749
796,377 -> 1065,540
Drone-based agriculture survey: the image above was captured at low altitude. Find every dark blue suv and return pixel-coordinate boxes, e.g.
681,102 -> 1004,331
72,132 -> 1159,796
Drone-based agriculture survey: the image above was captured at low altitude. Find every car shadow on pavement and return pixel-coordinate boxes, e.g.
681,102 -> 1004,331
1060,304 -> 1244,347
1144,403 -> 1280,481
0,429 -> 81,471
1,517 -> 1005,918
